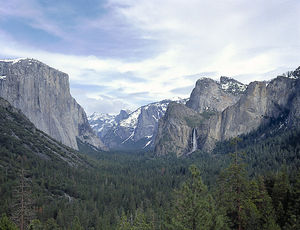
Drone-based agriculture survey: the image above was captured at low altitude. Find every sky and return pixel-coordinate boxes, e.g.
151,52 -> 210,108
0,0 -> 300,115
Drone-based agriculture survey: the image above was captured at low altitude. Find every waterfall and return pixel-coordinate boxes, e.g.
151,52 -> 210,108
187,128 -> 197,155
191,128 -> 197,152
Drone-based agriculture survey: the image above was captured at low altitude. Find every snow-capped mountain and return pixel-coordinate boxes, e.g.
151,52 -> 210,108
280,69 -> 300,80
219,76 -> 247,95
88,98 -> 188,151
88,110 -> 130,138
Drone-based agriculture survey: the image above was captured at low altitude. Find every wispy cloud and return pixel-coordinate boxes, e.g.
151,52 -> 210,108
0,0 -> 67,39
0,0 -> 299,114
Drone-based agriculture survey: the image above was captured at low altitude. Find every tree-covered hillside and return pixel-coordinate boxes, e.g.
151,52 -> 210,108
0,97 -> 300,229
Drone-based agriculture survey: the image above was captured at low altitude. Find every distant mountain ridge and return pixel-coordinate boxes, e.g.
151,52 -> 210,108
88,109 -> 131,138
88,76 -> 249,152
154,68 -> 300,156
88,98 -> 188,151
0,58 -> 106,151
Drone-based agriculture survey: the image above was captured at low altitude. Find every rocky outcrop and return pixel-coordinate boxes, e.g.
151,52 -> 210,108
204,81 -> 268,150
0,58 -> 106,150
284,67 -> 300,125
186,77 -> 244,113
155,77 -> 246,156
155,71 -> 300,156
154,102 -> 210,156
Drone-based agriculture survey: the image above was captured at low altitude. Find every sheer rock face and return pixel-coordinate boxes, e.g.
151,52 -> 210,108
204,81 -> 268,150
288,79 -> 300,125
0,58 -> 106,150
154,102 -> 209,156
155,72 -> 300,156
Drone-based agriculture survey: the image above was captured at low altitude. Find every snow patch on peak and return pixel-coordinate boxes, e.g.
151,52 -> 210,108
221,82 -> 246,91
88,112 -> 119,138
280,70 -> 300,80
168,97 -> 189,104
220,76 -> 247,95
119,98 -> 188,130
120,108 -> 141,128
88,112 -> 115,122
0,58 -> 30,64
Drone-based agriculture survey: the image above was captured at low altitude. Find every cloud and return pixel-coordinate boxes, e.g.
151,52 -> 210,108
170,85 -> 194,96
99,71 -> 149,83
0,0 -> 300,114
109,0 -> 300,74
183,72 -> 219,82
70,83 -> 109,92
0,0 -> 68,40
71,88 -> 134,115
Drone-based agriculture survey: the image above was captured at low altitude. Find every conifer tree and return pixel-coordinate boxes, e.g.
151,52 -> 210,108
117,211 -> 131,230
285,171 -> 300,229
28,219 -> 44,230
248,177 -> 279,230
71,216 -> 84,230
132,208 -> 154,230
11,157 -> 35,230
44,218 -> 60,230
217,138 -> 250,230
172,165 -> 228,230
271,168 -> 291,227
0,214 -> 18,230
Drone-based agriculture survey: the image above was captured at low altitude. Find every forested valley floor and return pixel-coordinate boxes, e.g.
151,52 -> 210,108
0,116 -> 300,229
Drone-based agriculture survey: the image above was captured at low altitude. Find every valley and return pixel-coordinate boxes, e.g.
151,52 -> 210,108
0,59 -> 299,229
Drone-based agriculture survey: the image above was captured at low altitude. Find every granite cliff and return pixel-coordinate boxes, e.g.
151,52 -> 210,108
155,69 -> 300,156
185,77 -> 245,112
0,58 -> 106,150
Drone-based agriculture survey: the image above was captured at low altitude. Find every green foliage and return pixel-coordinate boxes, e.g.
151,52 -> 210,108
213,121 -> 300,176
217,151 -> 250,229
28,219 -> 44,230
117,211 -> 131,230
71,216 -> 84,230
271,169 -> 291,227
44,218 -> 60,230
0,214 -> 18,230
116,209 -> 154,230
217,149 -> 282,230
132,209 -> 154,230
1,97 -> 300,229
184,115 -> 203,127
184,111 -> 215,127
171,165 -> 228,230
288,172 -> 300,228
199,110 -> 216,119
